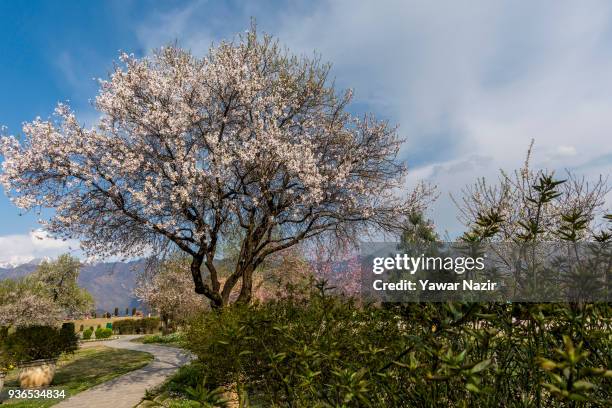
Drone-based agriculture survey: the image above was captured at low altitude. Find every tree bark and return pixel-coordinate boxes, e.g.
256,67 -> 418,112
220,267 -> 243,306
190,256 -> 223,309
237,264 -> 254,304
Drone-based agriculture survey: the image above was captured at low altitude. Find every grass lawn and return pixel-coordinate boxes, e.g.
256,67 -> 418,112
2,346 -> 153,407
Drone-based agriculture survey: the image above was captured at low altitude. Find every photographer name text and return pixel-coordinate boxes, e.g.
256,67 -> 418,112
372,279 -> 498,291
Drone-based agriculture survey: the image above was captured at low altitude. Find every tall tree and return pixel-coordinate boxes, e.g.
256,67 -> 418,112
32,254 -> 94,318
0,254 -> 93,327
0,28 -> 432,308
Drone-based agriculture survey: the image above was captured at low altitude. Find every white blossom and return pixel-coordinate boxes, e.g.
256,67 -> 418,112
0,28 -> 434,307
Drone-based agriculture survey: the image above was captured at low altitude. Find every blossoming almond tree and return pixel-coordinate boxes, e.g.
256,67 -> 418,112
0,28 -> 432,308
0,278 -> 63,327
134,258 -> 207,330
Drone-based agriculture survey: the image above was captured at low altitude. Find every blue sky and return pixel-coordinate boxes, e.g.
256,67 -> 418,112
0,0 -> 611,264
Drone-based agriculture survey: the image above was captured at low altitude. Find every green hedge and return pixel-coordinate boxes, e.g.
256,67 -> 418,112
94,327 -> 113,339
59,323 -> 78,354
6,325 -> 77,362
82,328 -> 93,340
112,317 -> 161,335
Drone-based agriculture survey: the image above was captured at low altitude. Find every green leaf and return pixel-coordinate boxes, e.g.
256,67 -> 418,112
572,380 -> 595,391
470,359 -> 491,374
466,383 -> 480,393
568,393 -> 588,402
539,359 -> 558,371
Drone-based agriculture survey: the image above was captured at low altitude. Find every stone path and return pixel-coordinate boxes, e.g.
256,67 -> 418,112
56,335 -> 193,408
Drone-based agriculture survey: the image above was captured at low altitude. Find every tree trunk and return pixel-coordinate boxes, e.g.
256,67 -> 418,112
190,255 -> 256,308
237,264 -> 254,304
218,269 -> 237,306
190,256 -> 223,309
161,313 -> 171,335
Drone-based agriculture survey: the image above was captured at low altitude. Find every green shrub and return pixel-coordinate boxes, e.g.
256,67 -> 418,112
113,317 -> 161,334
141,332 -> 184,345
61,322 -> 75,333
181,282 -> 612,407
141,317 -> 162,333
112,319 -> 134,334
79,324 -> 84,332
59,322 -> 78,354
95,327 -> 113,339
0,327 -> 14,371
6,326 -> 70,362
164,362 -> 207,394
82,328 -> 93,340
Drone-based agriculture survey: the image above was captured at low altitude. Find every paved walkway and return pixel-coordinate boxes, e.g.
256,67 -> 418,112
56,335 -> 193,408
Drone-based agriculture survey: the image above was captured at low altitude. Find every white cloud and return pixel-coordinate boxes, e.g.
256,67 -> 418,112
131,0 -> 612,236
556,146 -> 578,158
135,0 -> 215,56
55,51 -> 81,90
0,229 -> 79,266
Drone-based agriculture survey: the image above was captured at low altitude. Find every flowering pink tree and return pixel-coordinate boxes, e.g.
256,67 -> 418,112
307,240 -> 363,297
134,258 -> 206,330
0,28 -> 432,308
254,246 -> 315,302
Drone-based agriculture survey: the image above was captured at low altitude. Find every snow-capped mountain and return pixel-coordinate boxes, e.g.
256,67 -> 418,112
0,257 -> 49,269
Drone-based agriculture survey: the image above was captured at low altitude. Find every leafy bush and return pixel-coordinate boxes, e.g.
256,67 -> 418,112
95,327 -> 113,339
164,362 -> 208,394
6,325 -> 72,362
181,282 -> 612,407
141,317 -> 162,333
111,319 -> 134,334
0,351 -> 13,372
140,332 -> 184,345
112,317 -> 161,334
0,327 -> 15,372
59,322 -> 78,354
82,328 -> 93,340
61,322 -> 75,333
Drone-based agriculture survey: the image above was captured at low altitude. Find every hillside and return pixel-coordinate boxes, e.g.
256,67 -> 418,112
0,259 -> 145,313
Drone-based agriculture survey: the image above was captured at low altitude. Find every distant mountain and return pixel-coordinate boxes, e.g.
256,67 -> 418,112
0,259 -> 146,313
0,258 -> 44,280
